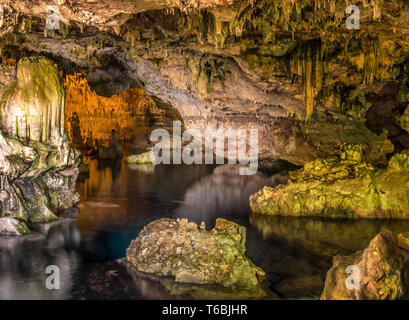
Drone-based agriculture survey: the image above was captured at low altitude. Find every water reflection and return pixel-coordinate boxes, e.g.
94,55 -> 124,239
0,219 -> 81,300
75,158 -> 216,261
174,165 -> 288,226
2,158 -> 409,299
250,215 -> 409,257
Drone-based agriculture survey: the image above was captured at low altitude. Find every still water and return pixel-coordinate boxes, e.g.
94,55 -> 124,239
2,159 -> 409,299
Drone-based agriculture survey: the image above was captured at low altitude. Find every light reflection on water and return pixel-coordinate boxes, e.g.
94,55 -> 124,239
1,158 -> 409,299
0,220 -> 81,300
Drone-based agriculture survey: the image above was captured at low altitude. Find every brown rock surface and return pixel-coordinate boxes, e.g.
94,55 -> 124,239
321,231 -> 409,300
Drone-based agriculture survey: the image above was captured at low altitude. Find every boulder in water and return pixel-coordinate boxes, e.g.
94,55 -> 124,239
126,218 -> 266,292
321,230 -> 409,300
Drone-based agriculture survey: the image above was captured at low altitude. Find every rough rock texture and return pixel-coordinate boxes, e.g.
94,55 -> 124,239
2,0 -> 234,31
0,217 -> 30,236
126,218 -> 266,293
1,1 -> 405,168
0,57 -> 80,231
0,56 -> 65,145
250,145 -> 409,219
321,230 -> 409,300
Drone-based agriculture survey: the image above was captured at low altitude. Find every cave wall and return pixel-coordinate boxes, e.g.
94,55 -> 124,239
0,57 -> 80,234
0,57 -> 65,145
0,0 -> 408,167
64,72 -> 165,153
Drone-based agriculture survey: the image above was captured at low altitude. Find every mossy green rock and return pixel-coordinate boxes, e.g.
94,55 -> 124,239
0,217 -> 30,236
250,145 -> 409,219
397,104 -> 409,133
126,218 -> 266,295
397,232 -> 409,251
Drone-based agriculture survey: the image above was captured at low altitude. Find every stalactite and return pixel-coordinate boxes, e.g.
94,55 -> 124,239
303,58 -> 315,118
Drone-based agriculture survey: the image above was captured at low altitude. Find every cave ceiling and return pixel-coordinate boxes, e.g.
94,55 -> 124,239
1,0 -> 409,162
1,0 -> 234,30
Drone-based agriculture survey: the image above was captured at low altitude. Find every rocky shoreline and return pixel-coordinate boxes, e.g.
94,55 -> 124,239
250,144 -> 409,219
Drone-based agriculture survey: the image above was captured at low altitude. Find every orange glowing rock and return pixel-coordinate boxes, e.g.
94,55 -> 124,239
2,58 -> 16,66
64,73 -> 162,152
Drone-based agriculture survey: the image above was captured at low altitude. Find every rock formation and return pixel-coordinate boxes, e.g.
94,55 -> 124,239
0,57 -> 80,234
64,73 -> 167,154
397,105 -> 409,134
397,232 -> 409,252
321,230 -> 409,300
126,218 -> 266,294
249,214 -> 409,258
250,144 -> 409,219
0,1 -> 405,168
0,217 -> 30,236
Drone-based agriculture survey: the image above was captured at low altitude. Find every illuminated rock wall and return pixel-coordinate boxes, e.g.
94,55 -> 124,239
2,0 -> 408,167
64,73 -> 163,152
0,57 -> 80,233
0,57 -> 65,146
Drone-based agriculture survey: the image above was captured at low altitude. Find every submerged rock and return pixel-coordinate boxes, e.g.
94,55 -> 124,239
156,273 -> 270,300
0,217 -> 30,236
249,214 -> 409,258
250,144 -> 409,219
321,230 -> 409,300
0,57 -> 80,230
275,274 -> 325,299
126,218 -> 266,294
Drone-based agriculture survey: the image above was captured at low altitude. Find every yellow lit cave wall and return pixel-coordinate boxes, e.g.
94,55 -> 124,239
64,73 -> 161,152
